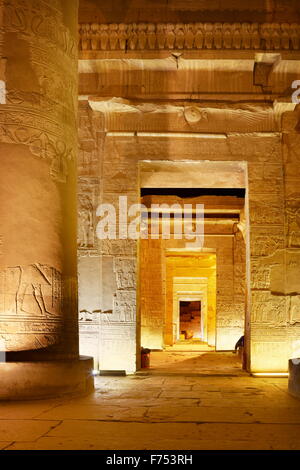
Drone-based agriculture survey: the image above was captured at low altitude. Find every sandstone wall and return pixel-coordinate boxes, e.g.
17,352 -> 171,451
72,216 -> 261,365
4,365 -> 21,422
78,118 -> 299,372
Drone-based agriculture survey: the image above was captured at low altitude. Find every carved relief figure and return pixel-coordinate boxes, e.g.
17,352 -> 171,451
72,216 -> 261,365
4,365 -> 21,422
252,292 -> 286,324
251,233 -> 284,257
78,194 -> 94,248
286,207 -> 300,247
0,264 -> 61,317
114,258 -> 136,290
251,262 -> 270,289
290,296 -> 300,324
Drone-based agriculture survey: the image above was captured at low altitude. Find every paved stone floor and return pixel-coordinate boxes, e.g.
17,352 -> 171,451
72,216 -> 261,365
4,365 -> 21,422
1,352 -> 300,450
145,350 -> 245,375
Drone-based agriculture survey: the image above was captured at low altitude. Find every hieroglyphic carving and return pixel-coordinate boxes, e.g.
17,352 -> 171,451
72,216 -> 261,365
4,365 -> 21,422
79,22 -> 300,52
0,0 -> 78,182
252,291 -> 286,325
112,291 -> 136,323
250,196 -> 283,225
113,258 -> 136,290
250,228 -> 284,257
286,203 -> 300,248
99,239 -> 137,257
234,265 -> 246,296
251,260 -> 271,289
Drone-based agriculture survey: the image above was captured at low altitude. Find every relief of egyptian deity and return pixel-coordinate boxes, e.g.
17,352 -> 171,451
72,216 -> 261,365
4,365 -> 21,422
251,231 -> 284,257
252,292 -> 286,324
0,264 -> 62,317
78,193 -> 95,249
250,199 -> 283,225
286,206 -> 300,247
289,296 -> 300,324
114,258 -> 136,290
251,261 -> 271,289
112,291 -> 136,323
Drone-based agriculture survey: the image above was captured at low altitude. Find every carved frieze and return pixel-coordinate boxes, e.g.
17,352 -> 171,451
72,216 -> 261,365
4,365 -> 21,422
79,22 -> 300,52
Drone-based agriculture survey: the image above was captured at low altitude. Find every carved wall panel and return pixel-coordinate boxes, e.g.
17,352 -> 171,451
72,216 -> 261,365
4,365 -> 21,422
250,227 -> 285,257
114,258 -> 136,290
0,263 -> 63,351
249,194 -> 284,226
289,296 -> 300,324
252,291 -> 287,325
286,200 -> 300,248
251,339 -> 288,372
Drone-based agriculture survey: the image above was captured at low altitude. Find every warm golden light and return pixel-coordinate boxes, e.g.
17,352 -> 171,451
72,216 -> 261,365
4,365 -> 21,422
252,373 -> 289,378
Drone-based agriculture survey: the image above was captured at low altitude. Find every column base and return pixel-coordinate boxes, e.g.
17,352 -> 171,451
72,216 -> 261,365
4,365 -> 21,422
288,359 -> 300,399
0,356 -> 94,400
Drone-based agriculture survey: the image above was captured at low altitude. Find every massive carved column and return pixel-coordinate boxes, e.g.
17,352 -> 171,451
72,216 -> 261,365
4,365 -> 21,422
0,0 -> 93,398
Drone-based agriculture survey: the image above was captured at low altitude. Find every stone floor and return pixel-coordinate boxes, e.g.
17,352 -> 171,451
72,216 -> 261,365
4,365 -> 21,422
145,350 -> 244,375
164,340 -> 215,353
1,352 -> 300,450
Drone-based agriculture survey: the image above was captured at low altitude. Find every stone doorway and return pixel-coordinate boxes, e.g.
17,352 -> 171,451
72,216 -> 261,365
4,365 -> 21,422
139,161 -> 247,365
179,300 -> 202,340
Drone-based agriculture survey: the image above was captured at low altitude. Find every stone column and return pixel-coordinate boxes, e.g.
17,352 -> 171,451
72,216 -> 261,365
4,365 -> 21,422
0,0 -> 93,398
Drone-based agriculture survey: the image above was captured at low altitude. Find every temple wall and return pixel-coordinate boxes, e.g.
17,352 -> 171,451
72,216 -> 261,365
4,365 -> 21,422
283,112 -> 300,365
77,113 -> 300,372
77,3 -> 300,372
78,103 -> 138,373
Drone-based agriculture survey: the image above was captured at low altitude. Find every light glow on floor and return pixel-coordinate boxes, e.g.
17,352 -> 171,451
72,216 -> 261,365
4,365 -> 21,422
252,372 -> 289,378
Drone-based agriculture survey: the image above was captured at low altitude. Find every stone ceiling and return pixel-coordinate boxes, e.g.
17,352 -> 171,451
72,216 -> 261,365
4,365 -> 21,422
79,0 -> 300,24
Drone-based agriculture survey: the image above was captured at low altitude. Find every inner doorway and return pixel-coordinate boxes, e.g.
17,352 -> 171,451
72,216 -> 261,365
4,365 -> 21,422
179,300 -> 201,340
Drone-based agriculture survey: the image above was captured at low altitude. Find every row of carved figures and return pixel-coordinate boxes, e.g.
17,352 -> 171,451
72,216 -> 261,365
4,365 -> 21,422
79,22 -> 300,51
